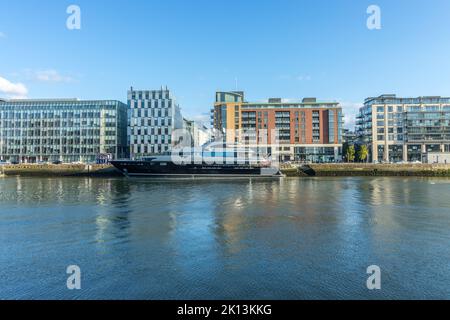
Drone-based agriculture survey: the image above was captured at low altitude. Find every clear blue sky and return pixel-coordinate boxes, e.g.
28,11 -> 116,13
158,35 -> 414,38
1,0 -> 450,128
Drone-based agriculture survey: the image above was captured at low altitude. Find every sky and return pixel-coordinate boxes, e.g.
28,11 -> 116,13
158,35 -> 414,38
1,0 -> 450,129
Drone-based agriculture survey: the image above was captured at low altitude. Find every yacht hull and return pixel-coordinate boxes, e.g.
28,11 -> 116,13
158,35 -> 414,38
110,160 -> 282,178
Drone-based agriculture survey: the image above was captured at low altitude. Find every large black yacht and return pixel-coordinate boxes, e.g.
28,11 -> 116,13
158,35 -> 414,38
111,156 -> 282,178
111,146 -> 282,178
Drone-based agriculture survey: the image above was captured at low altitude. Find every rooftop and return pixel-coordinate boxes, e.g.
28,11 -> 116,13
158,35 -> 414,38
0,99 -> 126,105
365,94 -> 450,104
245,98 -> 339,106
1,98 -> 79,103
215,91 -> 339,106
128,86 -> 171,93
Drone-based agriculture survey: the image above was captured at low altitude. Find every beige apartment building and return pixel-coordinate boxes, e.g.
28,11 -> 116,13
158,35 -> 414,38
356,94 -> 450,163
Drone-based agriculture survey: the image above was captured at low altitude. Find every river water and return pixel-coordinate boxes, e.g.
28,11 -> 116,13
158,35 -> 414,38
0,176 -> 449,299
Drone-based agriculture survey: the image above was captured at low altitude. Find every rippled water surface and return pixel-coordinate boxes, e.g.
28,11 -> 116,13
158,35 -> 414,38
0,176 -> 450,299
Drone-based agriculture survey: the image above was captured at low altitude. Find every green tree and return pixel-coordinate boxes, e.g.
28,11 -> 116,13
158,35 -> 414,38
358,145 -> 369,163
346,145 -> 356,162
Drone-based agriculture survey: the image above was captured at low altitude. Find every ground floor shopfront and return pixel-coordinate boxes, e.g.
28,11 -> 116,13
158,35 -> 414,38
370,143 -> 450,163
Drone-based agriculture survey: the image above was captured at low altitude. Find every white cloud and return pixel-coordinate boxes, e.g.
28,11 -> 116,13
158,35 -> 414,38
0,76 -> 28,99
31,69 -> 74,83
341,101 -> 363,130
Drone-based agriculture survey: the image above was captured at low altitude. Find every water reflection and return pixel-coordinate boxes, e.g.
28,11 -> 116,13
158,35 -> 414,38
0,176 -> 450,299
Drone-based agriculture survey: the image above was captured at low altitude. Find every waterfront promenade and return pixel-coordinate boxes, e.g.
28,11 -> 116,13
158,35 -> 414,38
0,164 -> 121,177
282,163 -> 450,177
1,163 -> 450,177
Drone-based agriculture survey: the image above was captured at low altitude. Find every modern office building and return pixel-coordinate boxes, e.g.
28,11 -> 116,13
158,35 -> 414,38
211,91 -> 343,162
182,118 -> 210,147
0,99 -> 128,163
128,87 -> 183,158
356,94 -> 450,162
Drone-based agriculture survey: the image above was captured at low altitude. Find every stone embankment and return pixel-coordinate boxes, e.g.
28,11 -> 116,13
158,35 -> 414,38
281,163 -> 450,177
0,164 -> 121,177
1,163 -> 450,178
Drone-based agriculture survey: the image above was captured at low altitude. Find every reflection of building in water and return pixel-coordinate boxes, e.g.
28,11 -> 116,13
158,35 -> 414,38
362,178 -> 442,233
3,177 -> 130,206
214,191 -> 249,255
214,181 -> 279,252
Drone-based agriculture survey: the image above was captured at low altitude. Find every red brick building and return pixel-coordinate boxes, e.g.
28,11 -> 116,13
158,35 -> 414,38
212,92 -> 343,162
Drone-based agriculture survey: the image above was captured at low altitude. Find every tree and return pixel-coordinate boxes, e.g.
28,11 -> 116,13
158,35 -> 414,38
346,145 -> 356,163
358,145 -> 369,163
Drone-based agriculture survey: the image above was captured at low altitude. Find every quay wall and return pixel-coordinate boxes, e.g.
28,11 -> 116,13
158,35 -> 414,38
282,163 -> 450,177
0,164 -> 121,177
1,163 -> 450,177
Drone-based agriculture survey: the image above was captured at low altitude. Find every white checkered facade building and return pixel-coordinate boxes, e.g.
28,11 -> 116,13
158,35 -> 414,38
128,88 -> 182,158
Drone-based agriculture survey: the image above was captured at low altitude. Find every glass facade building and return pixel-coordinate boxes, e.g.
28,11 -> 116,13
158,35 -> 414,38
0,99 -> 128,163
356,94 -> 450,162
